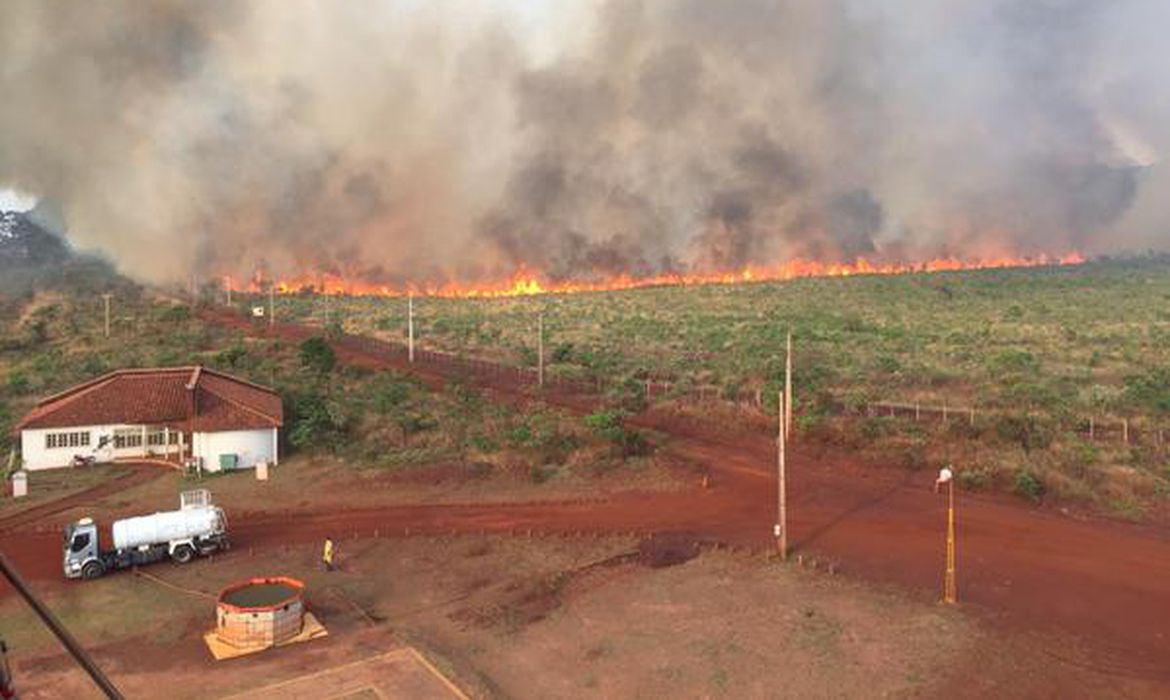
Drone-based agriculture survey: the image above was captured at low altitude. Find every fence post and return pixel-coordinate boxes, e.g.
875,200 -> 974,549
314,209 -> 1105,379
1089,417 -> 1094,440
1123,418 -> 1129,445
915,402 -> 921,422
942,402 -> 948,421
969,407 -> 975,427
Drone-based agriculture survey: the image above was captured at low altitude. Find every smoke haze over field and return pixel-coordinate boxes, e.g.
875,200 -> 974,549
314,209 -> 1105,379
0,0 -> 1166,285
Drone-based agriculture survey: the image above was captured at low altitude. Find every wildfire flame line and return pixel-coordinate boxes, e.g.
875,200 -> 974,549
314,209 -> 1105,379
240,252 -> 1085,298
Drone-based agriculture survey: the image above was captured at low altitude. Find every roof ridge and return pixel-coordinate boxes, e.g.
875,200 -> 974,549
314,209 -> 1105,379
199,366 -> 279,395
37,366 -> 206,406
32,370 -> 122,407
187,366 -> 203,390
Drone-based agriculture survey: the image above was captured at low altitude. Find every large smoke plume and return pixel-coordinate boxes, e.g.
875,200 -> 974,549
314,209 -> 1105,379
0,0 -> 1164,285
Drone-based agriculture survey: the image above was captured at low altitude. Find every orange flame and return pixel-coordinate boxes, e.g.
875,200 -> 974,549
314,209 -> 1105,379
243,252 -> 1086,298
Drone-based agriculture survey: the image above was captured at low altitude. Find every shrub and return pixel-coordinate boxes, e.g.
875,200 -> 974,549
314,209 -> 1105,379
957,468 -> 990,491
1013,470 -> 1046,502
551,342 -> 575,363
607,376 -> 648,414
859,417 -> 892,440
215,343 -> 249,369
392,406 -> 437,446
299,336 -> 336,376
530,464 -> 557,484
285,390 -> 346,450
1123,366 -> 1170,413
995,414 -> 1053,452
584,409 -> 648,458
517,345 -> 538,367
372,379 -> 411,414
6,371 -> 30,395
161,304 -> 191,322
468,432 -> 500,453
989,350 -> 1039,376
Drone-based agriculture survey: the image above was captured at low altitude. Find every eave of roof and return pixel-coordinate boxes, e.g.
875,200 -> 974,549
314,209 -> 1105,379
13,366 -> 282,435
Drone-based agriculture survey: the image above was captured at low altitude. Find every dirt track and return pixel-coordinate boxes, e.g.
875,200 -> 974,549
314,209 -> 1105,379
2,310 -> 1168,683
0,463 -> 166,535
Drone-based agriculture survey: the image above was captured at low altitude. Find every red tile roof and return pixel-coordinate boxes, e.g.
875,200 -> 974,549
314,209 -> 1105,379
14,367 -> 282,434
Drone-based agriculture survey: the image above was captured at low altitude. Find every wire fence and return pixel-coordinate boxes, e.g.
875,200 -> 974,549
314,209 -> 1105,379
336,331 -> 767,406
862,400 -> 1167,449
333,327 -> 1166,449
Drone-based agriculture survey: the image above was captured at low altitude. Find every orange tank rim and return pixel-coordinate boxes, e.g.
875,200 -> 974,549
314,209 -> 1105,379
217,575 -> 305,613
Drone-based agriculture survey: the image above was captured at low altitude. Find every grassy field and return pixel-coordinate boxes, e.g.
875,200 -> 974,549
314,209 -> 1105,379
0,282 -> 653,491
4,257 -> 1170,513
255,257 -> 1170,514
268,258 -> 1170,416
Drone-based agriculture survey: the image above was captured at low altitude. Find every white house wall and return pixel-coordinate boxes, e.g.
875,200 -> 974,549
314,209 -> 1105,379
19,423 -> 171,471
193,429 -> 277,472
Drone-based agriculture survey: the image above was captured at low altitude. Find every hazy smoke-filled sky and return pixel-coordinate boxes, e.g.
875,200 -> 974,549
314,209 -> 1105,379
0,0 -> 1166,285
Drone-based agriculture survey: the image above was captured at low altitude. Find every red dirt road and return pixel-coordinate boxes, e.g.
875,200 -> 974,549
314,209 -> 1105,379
1,311 -> 1167,683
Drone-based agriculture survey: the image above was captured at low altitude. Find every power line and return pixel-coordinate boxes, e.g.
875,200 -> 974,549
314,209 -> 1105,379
0,552 -> 123,698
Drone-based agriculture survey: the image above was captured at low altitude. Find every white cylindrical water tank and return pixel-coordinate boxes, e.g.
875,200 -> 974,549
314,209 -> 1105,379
112,506 -> 224,550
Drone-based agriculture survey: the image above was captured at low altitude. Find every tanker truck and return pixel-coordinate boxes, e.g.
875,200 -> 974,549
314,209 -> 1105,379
63,489 -> 228,580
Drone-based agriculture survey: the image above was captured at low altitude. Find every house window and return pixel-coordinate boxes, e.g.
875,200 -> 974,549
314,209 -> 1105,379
144,429 -> 182,447
113,428 -> 143,449
44,432 -> 90,450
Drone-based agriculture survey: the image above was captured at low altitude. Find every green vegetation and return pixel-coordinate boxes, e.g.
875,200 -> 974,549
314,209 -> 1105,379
256,256 -> 1170,512
5,257 -> 1170,511
0,285 -> 618,482
298,336 -> 336,377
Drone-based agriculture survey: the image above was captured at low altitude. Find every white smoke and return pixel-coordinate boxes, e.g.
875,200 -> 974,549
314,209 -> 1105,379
0,0 -> 1164,285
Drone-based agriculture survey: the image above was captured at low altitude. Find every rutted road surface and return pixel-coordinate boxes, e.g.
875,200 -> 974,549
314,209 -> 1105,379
1,310 -> 1167,682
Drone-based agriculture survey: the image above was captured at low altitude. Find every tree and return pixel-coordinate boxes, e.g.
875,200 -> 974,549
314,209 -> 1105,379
286,390 -> 345,450
299,336 -> 336,377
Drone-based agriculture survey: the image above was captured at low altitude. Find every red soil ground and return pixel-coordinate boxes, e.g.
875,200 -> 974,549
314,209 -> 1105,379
1,309 -> 1167,685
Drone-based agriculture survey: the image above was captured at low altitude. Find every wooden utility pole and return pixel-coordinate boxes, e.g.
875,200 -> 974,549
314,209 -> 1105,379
101,293 -> 112,338
945,477 -> 957,603
268,284 -> 275,328
785,330 -> 793,439
776,390 -> 787,560
538,313 -> 544,387
408,293 -> 415,363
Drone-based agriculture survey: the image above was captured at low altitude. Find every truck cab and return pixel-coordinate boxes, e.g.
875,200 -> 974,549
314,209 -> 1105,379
63,518 -> 103,580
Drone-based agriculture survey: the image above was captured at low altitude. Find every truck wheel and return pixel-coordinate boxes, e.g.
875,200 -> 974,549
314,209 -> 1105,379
172,545 -> 195,564
81,561 -> 104,580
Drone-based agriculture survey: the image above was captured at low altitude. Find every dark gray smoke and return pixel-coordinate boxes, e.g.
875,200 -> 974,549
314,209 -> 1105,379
0,0 -> 1162,285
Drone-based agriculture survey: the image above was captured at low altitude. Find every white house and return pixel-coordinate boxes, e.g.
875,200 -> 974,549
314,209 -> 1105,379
14,366 -> 282,472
